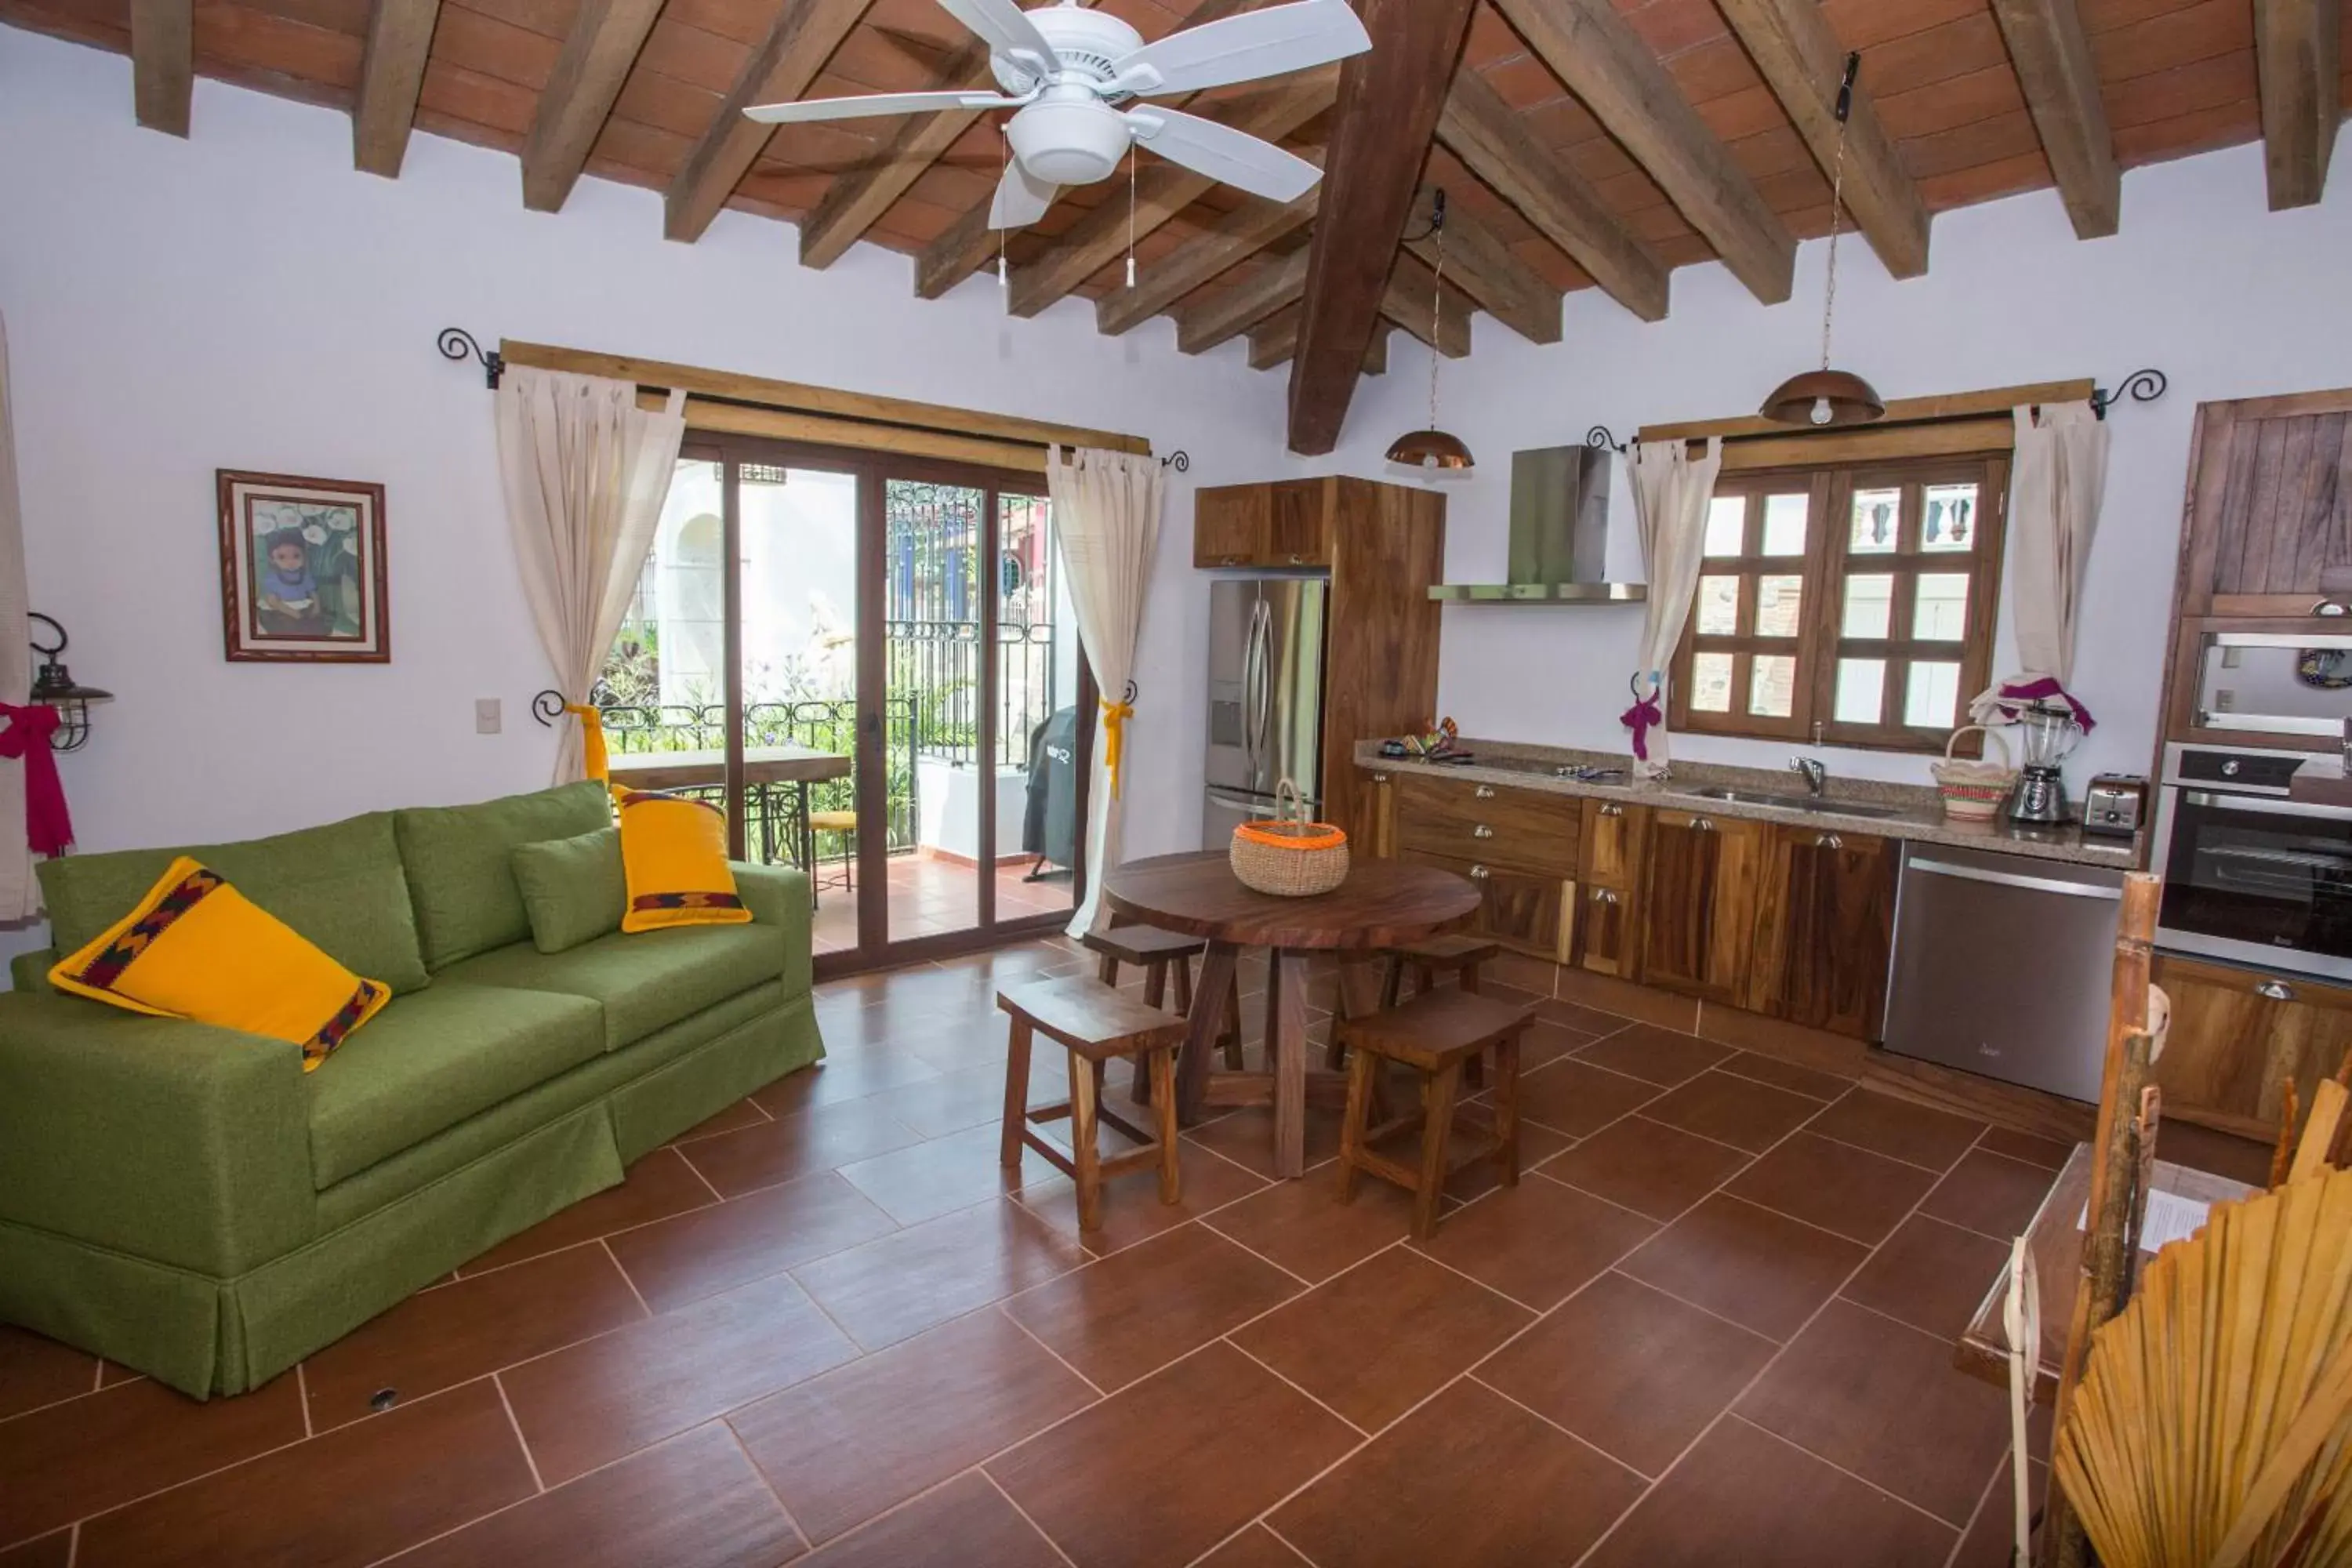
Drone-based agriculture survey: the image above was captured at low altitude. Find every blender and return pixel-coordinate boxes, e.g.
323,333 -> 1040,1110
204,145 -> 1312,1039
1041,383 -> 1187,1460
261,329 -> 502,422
2007,701 -> 2082,825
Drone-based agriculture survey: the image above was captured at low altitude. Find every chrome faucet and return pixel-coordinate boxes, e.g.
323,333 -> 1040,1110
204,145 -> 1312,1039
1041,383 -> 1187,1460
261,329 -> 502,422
1790,756 -> 1828,797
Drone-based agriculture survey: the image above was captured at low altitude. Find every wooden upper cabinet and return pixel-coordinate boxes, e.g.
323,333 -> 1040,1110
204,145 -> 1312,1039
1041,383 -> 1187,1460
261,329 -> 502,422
1193,478 -> 1335,568
1635,810 -> 1766,1004
1747,827 -> 1897,1040
2178,391 -> 2352,618
2148,956 -> 2352,1141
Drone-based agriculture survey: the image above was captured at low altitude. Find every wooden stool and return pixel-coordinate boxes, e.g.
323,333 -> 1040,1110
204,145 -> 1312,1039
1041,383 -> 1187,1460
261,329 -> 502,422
808,809 -> 858,903
1334,989 -> 1535,1240
1083,924 -> 1244,1104
998,977 -> 1185,1232
1373,935 -> 1504,1086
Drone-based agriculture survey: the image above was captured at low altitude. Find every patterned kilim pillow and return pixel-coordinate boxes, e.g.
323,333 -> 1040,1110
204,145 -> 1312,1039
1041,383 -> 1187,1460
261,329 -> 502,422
48,855 -> 389,1070
615,789 -> 753,935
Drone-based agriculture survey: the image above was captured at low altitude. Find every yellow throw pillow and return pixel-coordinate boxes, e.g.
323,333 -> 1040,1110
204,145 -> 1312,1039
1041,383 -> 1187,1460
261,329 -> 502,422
49,856 -> 389,1070
615,789 -> 753,934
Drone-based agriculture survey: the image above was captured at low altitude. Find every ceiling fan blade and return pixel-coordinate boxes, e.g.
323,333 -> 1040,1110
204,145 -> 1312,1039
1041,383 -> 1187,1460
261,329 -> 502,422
1124,107 -> 1323,203
935,0 -> 1056,75
743,89 -> 1023,124
1111,0 -> 1371,96
988,159 -> 1061,229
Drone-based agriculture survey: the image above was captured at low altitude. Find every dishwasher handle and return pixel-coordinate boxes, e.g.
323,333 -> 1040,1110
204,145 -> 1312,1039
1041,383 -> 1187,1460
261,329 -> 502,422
1906,856 -> 2124,902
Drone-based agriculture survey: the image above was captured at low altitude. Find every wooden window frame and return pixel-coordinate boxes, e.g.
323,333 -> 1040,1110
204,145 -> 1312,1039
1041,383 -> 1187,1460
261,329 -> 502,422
1670,451 -> 2009,756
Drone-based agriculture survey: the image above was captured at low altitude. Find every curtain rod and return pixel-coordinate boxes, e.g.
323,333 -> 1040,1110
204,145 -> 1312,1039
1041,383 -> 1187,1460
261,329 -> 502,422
1590,367 -> 2170,453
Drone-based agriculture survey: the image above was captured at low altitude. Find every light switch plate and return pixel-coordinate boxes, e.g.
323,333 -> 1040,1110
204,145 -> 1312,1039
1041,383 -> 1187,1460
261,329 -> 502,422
475,698 -> 502,735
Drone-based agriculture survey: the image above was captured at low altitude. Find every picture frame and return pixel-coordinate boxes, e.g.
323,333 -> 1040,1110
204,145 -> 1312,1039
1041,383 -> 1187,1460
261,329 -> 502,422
216,470 -> 390,663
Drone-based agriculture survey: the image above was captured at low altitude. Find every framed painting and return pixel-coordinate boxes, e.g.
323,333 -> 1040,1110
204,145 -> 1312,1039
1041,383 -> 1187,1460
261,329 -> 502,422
216,470 -> 390,662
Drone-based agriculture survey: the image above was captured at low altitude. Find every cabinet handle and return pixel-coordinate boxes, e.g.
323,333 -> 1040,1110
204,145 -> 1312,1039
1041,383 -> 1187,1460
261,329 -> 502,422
1816,833 -> 1842,849
1693,817 -> 1716,832
1591,888 -> 1618,905
2257,979 -> 2295,1001
1472,824 -> 1494,839
1470,865 -> 1490,880
1475,785 -> 1496,799
1287,554 -> 1303,565
2315,600 -> 2350,618
1599,804 -> 1624,818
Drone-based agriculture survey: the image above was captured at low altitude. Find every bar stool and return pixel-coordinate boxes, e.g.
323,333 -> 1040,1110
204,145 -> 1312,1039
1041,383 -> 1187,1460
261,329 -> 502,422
998,976 -> 1186,1232
1334,989 -> 1536,1240
1082,923 -> 1244,1103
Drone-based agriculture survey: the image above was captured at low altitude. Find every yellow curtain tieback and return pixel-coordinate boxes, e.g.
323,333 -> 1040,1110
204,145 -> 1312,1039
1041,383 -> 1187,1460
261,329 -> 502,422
564,702 -> 610,786
1099,696 -> 1134,799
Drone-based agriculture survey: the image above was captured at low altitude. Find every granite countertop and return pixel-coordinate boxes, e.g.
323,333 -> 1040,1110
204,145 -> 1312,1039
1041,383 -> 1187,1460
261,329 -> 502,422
1355,737 -> 2143,869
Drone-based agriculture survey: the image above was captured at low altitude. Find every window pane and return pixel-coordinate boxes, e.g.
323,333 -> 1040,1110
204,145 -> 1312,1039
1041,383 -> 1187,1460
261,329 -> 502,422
1905,661 -> 1962,728
1849,487 -> 1900,554
1842,573 -> 1893,638
1695,575 -> 1740,635
1755,575 -> 1803,637
1749,654 -> 1797,718
1704,496 -> 1745,557
1690,652 -> 1733,713
1922,484 -> 1979,553
1835,659 -> 1886,724
1914,573 -> 1970,640
1761,493 -> 1808,556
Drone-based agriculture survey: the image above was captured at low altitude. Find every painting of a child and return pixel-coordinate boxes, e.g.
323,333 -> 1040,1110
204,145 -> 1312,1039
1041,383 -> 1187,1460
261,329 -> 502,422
217,472 -> 390,662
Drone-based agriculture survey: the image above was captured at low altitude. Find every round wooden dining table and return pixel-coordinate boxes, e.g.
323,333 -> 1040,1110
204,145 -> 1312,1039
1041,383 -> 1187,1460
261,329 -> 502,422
1102,851 -> 1482,1180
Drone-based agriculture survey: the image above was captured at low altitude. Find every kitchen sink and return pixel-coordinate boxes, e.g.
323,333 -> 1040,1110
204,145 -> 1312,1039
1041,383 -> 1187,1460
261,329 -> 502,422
1680,786 -> 1912,821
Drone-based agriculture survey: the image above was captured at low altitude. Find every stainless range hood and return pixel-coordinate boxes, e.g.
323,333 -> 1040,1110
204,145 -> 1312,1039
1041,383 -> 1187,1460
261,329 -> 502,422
1428,445 -> 1647,604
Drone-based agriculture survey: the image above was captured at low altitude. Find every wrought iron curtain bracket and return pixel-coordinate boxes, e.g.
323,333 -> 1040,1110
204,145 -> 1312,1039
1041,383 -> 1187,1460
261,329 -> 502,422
437,328 -> 505,389
1586,426 -> 1633,454
2091,369 -> 2169,421
1160,452 -> 1190,471
531,689 -> 567,728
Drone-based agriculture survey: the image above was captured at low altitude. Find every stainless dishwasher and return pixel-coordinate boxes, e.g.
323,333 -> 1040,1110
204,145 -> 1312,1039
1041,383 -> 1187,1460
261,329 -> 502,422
1882,843 -> 2129,1102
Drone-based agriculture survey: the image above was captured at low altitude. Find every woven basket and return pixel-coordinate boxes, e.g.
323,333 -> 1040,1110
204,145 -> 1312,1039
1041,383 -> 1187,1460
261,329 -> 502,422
1230,779 -> 1350,898
1931,725 -> 2017,822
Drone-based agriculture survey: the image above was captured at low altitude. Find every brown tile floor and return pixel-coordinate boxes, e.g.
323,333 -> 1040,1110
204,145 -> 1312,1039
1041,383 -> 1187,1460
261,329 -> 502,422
0,938 -> 2210,1566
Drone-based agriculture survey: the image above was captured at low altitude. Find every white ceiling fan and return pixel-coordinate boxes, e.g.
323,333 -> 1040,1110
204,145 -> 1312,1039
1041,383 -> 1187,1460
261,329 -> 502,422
744,0 -> 1371,230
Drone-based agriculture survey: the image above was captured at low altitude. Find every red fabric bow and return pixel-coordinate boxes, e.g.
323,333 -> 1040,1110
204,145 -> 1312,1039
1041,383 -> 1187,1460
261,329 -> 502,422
0,704 -> 74,855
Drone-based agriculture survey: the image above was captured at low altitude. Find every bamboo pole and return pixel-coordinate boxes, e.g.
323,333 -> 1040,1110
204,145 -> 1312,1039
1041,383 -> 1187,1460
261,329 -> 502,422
2043,872 -> 2161,1568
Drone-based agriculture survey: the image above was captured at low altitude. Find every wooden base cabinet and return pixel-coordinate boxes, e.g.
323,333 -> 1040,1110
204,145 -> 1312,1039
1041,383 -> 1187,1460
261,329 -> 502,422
1356,768 -> 1396,859
1635,811 -> 1766,1005
1576,802 -> 1646,978
1398,849 -> 1574,964
2149,956 -> 2352,1140
1747,829 -> 1896,1040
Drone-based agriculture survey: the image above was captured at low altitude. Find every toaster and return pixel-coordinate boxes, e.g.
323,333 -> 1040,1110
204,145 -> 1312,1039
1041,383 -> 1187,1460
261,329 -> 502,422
2082,775 -> 2147,837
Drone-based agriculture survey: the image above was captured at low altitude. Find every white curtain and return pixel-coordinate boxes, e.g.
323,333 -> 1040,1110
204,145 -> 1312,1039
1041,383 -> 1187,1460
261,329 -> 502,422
1626,436 -> 1724,780
1047,445 -> 1164,936
496,369 -> 688,782
0,314 -> 33,921
1970,401 -> 2108,725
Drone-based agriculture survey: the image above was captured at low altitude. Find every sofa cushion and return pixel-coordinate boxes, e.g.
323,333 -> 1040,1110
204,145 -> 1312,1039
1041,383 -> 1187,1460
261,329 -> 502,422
441,923 -> 784,1051
38,810 -> 430,994
511,827 -> 625,954
305,982 -> 605,1188
394,782 -> 612,969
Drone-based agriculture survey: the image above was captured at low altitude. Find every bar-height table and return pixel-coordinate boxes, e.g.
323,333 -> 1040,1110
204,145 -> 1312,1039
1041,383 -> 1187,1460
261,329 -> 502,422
1102,851 -> 1481,1180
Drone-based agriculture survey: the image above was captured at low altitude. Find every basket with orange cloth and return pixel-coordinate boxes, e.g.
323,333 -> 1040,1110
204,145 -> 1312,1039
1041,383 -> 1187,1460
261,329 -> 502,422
1230,779 -> 1350,897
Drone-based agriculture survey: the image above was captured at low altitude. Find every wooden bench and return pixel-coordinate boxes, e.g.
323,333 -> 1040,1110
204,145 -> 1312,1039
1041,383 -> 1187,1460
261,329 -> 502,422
1082,923 -> 1244,1103
998,977 -> 1186,1232
1334,989 -> 1536,1240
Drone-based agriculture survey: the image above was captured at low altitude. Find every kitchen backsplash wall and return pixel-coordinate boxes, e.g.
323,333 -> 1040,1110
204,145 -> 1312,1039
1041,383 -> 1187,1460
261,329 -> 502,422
1279,130 -> 2352,789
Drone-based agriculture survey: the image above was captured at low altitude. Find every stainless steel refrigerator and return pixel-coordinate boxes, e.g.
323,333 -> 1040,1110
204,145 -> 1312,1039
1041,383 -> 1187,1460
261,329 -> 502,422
1203,577 -> 1329,846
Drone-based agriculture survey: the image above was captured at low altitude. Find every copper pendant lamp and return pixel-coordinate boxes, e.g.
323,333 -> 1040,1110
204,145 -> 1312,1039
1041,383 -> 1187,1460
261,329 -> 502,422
1387,190 -> 1473,471
1762,53 -> 1883,429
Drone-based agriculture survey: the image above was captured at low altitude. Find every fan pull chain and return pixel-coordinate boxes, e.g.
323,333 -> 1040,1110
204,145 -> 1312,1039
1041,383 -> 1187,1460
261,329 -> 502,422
1125,147 -> 1138,289
998,124 -> 1010,292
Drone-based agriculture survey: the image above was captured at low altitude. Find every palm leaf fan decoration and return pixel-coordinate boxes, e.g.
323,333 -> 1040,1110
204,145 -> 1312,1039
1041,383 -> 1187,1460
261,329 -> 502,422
2054,1161 -> 2352,1568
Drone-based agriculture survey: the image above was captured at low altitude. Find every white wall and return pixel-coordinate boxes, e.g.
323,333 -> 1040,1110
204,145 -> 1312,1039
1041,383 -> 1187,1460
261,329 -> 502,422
0,24 -> 1283,866
1276,131 -> 2352,789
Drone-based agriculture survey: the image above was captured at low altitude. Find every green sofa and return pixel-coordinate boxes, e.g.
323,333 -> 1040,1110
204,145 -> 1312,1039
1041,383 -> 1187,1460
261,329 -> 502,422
0,781 -> 826,1399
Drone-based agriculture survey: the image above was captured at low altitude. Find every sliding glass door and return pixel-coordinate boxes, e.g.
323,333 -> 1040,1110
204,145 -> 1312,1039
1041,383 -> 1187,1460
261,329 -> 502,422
597,437 -> 1083,975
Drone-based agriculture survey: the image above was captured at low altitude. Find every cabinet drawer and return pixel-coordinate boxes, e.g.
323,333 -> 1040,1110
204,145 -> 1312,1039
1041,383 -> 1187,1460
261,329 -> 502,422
1398,849 -> 1573,964
1393,775 -> 1581,877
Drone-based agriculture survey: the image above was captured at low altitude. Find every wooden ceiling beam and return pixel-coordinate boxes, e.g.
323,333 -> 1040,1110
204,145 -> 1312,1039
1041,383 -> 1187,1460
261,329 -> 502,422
2252,0 -> 2339,210
1491,0 -> 1794,304
800,37 -> 994,270
1715,0 -> 1929,279
1988,0 -> 2121,238
352,0 -> 441,175
1174,249 -> 1308,353
1096,165 -> 1321,337
1402,185 -> 1559,346
521,0 -> 666,212
1006,66 -> 1338,318
1379,252 -> 1472,358
664,0 -> 874,244
1287,0 -> 1477,456
1435,67 -> 1666,322
1248,307 -> 1390,373
128,0 -> 191,135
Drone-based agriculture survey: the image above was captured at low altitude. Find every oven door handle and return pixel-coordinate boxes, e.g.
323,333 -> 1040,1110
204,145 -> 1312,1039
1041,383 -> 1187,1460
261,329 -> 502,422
2180,789 -> 2352,821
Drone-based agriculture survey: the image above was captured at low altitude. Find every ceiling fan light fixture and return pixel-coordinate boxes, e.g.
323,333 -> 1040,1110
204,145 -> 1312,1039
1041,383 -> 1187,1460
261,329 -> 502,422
1004,94 -> 1131,185
1761,368 -> 1885,429
1386,429 -> 1475,470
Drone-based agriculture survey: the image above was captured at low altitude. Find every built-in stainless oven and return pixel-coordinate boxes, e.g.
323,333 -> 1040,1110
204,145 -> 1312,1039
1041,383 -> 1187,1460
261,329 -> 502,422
2151,742 -> 2352,981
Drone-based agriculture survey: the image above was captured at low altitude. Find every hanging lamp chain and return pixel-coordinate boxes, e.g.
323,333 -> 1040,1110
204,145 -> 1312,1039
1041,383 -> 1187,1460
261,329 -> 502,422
1820,51 -> 1860,372
1428,189 -> 1448,430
